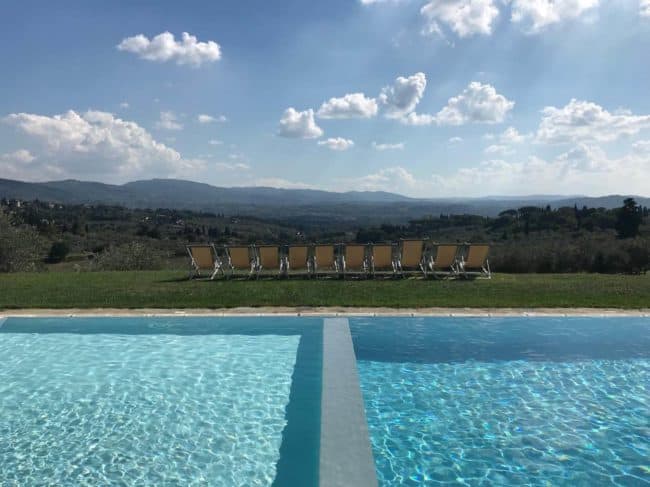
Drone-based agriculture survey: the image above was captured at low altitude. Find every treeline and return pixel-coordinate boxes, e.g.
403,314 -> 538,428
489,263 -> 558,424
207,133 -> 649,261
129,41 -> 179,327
0,197 -> 648,274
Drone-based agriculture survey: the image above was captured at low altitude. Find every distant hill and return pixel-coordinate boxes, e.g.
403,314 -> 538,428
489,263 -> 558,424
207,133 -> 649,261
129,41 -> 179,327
0,178 -> 648,220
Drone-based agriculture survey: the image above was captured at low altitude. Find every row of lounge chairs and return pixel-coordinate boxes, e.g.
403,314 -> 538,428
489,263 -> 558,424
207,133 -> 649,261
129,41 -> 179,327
187,241 -> 491,280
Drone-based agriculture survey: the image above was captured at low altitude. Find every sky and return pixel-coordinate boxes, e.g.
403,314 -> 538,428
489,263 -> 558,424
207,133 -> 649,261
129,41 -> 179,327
1,0 -> 650,197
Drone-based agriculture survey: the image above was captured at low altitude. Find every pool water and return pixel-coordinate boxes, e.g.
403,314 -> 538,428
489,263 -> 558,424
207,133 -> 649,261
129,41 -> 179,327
0,317 -> 322,486
352,317 -> 650,486
2,315 -> 649,486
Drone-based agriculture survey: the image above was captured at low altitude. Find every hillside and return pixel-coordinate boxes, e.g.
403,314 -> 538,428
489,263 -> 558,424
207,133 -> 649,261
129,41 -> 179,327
1,178 -> 648,220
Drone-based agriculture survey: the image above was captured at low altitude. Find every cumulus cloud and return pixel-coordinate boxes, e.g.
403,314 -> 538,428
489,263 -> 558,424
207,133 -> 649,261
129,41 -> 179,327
401,112 -> 437,126
449,136 -> 463,144
155,111 -> 183,130
215,161 -> 251,171
345,166 -> 417,191
484,144 -> 515,155
117,32 -> 221,67
197,114 -> 227,123
208,139 -> 223,145
642,0 -> 650,16
119,102 -> 129,109
278,108 -> 323,139
536,99 -> 650,144
372,141 -> 405,150
318,137 -> 355,151
317,93 -> 378,119
254,177 -> 313,189
499,126 -> 528,143
3,110 -> 198,181
509,0 -> 599,33
421,0 -> 500,38
1,149 -> 36,163
435,82 -> 514,125
379,72 -> 427,119
430,141 -> 650,196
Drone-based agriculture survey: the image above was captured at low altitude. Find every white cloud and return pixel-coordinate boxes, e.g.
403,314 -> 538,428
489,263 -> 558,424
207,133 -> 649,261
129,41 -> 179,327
435,81 -> 514,125
1,149 -> 36,163
379,72 -> 427,119
155,111 -> 183,130
208,139 -> 223,145
430,142 -> 650,196
449,136 -> 463,143
421,0 -> 500,38
642,0 -> 650,16
117,31 -> 221,67
344,166 -> 417,191
119,102 -> 129,109
536,99 -> 650,144
317,93 -> 378,119
278,108 -> 324,139
254,177 -> 312,189
3,110 -> 199,181
401,112 -> 437,126
197,114 -> 227,123
484,144 -> 515,155
372,141 -> 405,150
499,126 -> 528,143
215,162 -> 251,171
509,0 -> 599,33
632,140 -> 650,153
318,137 -> 355,151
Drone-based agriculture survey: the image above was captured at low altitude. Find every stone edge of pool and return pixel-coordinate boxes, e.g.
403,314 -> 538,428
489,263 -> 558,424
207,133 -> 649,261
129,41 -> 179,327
320,318 -> 378,487
2,307 -> 650,318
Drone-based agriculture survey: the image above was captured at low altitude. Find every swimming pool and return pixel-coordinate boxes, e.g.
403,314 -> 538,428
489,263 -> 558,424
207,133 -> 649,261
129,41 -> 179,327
351,317 -> 650,486
0,317 -> 323,486
1,314 -> 648,486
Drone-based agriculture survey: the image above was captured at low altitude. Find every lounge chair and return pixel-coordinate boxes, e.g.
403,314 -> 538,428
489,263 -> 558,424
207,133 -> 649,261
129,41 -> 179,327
458,244 -> 491,279
313,244 -> 339,278
255,245 -> 285,278
225,245 -> 256,278
431,244 -> 459,278
369,243 -> 396,278
187,244 -> 223,280
287,245 -> 313,277
395,239 -> 431,277
341,244 -> 368,278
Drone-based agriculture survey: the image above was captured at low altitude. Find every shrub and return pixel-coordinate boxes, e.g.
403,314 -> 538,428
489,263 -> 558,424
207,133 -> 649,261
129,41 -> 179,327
92,242 -> 165,271
46,241 -> 71,263
0,210 -> 48,272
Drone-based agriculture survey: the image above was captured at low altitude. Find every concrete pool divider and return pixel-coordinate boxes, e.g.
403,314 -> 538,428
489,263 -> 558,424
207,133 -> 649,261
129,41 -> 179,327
320,318 -> 378,487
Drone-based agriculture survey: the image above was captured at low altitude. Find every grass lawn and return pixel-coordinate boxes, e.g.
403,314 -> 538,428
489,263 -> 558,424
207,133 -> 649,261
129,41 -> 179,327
1,271 -> 649,309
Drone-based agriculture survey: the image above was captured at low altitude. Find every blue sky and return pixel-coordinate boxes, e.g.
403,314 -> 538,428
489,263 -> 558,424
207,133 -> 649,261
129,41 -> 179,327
1,0 -> 650,196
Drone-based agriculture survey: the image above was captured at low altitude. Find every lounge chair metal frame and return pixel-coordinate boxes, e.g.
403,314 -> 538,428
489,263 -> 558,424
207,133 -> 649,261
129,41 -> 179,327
254,245 -> 287,279
286,244 -> 314,278
430,243 -> 460,279
394,239 -> 433,277
368,243 -> 398,278
313,244 -> 341,278
458,243 -> 491,279
224,245 -> 256,279
187,244 -> 223,280
340,243 -> 369,279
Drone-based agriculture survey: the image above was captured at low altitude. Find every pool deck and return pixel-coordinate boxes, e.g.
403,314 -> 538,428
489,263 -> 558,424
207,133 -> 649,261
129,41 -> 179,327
2,307 -> 649,317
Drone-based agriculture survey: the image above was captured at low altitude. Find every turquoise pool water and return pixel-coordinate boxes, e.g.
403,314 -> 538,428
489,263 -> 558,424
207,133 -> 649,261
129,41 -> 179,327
0,317 -> 322,486
351,317 -> 650,486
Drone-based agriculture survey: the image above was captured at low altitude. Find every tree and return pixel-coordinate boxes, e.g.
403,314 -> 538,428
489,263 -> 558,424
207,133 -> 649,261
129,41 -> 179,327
47,241 -> 70,263
616,198 -> 642,239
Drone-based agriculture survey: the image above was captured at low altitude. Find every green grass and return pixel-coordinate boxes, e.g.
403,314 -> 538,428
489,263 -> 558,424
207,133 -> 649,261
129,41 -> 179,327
1,272 -> 649,309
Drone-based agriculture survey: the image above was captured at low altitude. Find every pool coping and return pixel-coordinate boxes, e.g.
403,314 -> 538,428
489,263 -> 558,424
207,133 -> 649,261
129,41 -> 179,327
320,318 -> 378,487
2,307 -> 649,318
